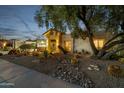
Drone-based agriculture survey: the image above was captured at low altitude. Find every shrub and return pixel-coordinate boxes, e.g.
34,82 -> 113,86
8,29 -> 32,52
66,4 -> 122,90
21,51 -> 31,56
43,50 -> 49,58
0,53 -> 3,56
8,49 -> 20,55
58,45 -> 67,54
82,49 -> 85,53
85,51 -> 90,55
71,56 -> 78,64
20,44 -> 35,51
33,51 -> 40,56
74,53 -> 81,58
110,54 -> 120,60
3,47 -> 9,51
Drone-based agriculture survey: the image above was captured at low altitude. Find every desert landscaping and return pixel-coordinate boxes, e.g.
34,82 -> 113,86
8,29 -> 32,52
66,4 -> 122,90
0,50 -> 124,88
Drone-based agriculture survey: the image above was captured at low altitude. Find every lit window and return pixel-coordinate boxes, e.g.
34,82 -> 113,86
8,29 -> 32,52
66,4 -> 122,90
64,41 -> 71,51
94,40 -> 98,48
99,40 -> 104,48
94,39 -> 104,49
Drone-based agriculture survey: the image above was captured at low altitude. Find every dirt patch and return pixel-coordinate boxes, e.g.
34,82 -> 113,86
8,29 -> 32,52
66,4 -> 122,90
0,55 -> 57,75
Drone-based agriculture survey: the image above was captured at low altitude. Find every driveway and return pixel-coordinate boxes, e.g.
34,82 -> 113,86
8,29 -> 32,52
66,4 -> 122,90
0,58 -> 80,88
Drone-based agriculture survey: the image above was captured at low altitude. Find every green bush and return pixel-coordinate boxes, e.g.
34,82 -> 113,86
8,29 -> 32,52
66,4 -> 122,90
0,53 -> 3,56
20,44 -> 35,51
110,54 -> 120,60
43,50 -> 49,58
3,47 -> 9,51
8,49 -> 21,55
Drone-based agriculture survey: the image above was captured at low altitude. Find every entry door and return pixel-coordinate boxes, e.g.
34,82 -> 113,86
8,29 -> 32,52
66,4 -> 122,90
50,40 -> 56,52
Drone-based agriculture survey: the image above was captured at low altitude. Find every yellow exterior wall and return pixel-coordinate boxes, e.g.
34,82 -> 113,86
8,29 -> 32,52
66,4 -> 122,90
43,30 -> 62,53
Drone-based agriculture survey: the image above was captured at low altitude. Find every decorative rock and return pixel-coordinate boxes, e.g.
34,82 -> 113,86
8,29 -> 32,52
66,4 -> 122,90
88,64 -> 100,71
94,68 -> 100,71
52,64 -> 95,88
88,67 -> 93,70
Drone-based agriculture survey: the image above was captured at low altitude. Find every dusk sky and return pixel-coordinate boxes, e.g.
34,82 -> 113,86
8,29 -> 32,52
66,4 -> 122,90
0,5 -> 46,40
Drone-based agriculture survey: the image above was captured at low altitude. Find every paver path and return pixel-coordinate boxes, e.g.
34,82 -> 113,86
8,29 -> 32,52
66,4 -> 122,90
0,59 -> 80,88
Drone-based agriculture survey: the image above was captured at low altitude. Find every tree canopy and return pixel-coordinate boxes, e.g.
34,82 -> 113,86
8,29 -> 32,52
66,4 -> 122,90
35,5 -> 124,59
35,6 -> 123,35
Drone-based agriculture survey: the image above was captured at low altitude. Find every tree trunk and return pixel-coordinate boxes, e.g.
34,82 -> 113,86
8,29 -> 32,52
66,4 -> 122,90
84,21 -> 98,55
77,6 -> 98,55
88,31 -> 98,55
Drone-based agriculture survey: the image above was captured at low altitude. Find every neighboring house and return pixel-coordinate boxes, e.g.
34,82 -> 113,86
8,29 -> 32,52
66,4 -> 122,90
24,39 -> 36,46
11,39 -> 24,49
0,39 -> 15,49
10,39 -> 47,52
24,39 -> 47,52
0,39 -> 8,48
43,28 -> 111,55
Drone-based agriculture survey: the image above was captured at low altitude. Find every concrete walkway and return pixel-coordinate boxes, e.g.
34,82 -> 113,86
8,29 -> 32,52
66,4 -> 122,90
0,59 -> 80,88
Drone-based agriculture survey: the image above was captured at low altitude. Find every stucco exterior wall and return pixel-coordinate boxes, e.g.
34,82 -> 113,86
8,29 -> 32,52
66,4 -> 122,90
61,34 -> 93,54
74,37 -> 93,55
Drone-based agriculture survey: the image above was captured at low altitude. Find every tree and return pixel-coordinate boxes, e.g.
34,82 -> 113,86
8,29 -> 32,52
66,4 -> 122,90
96,6 -> 124,59
35,5 -> 124,59
20,44 -> 35,51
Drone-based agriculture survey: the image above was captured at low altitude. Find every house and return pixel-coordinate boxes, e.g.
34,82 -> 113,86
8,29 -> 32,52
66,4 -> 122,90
0,39 -> 14,49
43,28 -> 111,55
24,39 -> 47,52
11,39 -> 24,49
43,29 -> 73,53
0,39 -> 7,48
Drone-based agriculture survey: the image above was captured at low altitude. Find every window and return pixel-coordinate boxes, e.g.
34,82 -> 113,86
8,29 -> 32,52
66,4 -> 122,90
64,41 -> 71,51
94,39 -> 104,49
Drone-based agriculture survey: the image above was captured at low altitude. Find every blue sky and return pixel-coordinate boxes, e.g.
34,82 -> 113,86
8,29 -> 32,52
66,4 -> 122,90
0,5 -> 46,40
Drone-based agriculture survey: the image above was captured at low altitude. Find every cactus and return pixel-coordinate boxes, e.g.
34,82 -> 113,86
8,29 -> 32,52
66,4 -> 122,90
71,56 -> 78,64
107,64 -> 122,77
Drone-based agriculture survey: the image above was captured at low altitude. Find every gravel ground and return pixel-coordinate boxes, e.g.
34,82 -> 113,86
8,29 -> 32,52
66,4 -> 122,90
0,54 -> 124,88
78,57 -> 124,88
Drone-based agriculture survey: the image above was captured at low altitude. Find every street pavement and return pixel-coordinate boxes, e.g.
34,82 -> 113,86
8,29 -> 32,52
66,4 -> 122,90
0,58 -> 80,88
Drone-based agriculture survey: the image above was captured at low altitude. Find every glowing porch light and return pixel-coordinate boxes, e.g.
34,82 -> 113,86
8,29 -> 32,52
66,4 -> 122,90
3,42 -> 6,47
41,40 -> 45,44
